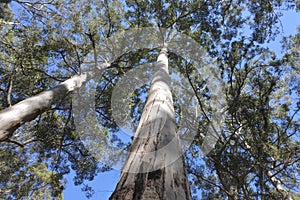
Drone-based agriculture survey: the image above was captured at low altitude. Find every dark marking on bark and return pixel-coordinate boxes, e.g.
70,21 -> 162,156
174,173 -> 180,187
160,167 -> 165,200
133,173 -> 146,200
133,163 -> 147,200
119,172 -> 129,191
148,169 -> 162,180
181,154 -> 192,199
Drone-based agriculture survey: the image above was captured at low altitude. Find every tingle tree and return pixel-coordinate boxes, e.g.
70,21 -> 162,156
109,44 -> 192,199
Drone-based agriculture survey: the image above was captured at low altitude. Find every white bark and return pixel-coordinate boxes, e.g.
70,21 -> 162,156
0,70 -> 102,142
110,47 -> 192,200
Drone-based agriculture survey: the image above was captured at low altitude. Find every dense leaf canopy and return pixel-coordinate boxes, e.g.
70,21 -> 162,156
0,0 -> 299,199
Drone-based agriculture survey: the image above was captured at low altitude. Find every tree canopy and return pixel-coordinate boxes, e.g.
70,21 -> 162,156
0,0 -> 299,199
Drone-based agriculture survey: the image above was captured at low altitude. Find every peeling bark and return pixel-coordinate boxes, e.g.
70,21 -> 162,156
110,47 -> 192,200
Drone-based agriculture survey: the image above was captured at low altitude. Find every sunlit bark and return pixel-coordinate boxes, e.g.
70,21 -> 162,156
0,70 -> 100,142
110,47 -> 192,200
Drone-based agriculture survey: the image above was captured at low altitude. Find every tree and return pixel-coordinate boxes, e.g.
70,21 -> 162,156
0,0 -> 121,198
0,0 -> 299,199
109,45 -> 192,199
0,69 -> 106,142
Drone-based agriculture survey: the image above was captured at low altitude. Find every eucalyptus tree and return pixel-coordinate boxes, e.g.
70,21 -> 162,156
0,0 -> 125,199
110,39 -> 195,198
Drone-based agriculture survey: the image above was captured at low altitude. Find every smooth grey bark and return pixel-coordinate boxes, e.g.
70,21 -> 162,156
109,47 -> 192,200
0,70 -> 102,142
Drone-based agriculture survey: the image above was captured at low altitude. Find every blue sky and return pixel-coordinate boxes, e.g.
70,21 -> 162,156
62,9 -> 300,200
63,170 -> 119,200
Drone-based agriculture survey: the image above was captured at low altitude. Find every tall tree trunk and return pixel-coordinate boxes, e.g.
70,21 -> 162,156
0,69 -> 102,142
110,47 -> 192,200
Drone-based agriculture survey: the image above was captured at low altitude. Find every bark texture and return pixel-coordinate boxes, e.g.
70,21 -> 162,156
110,48 -> 192,200
0,70 -> 99,142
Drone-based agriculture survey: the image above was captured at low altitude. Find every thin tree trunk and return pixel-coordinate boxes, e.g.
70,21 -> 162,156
7,67 -> 15,107
110,47 -> 192,200
0,69 -> 102,142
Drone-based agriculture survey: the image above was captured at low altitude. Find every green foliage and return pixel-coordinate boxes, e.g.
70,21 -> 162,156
0,0 -> 299,199
0,145 -> 65,199
0,1 -> 12,22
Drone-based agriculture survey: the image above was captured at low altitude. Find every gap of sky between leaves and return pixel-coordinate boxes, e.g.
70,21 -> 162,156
63,9 -> 300,200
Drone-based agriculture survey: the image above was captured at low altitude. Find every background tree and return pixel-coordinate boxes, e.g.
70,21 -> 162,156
0,0 -> 124,198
